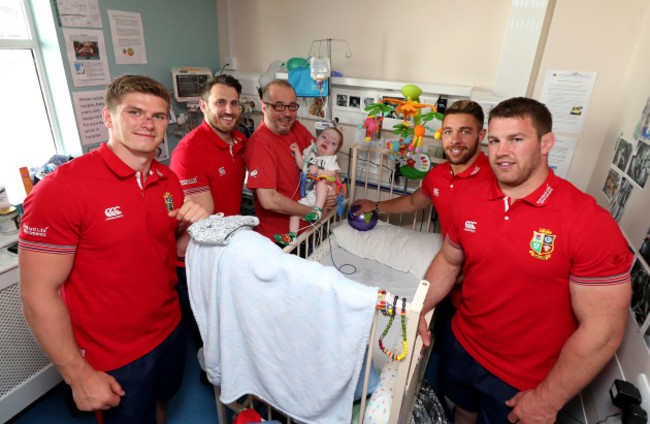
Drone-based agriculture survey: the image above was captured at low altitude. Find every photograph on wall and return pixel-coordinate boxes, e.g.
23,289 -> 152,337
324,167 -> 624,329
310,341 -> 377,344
610,177 -> 633,222
634,96 -> 650,141
631,259 -> 650,327
612,135 -> 633,172
307,98 -> 325,118
602,167 -> 621,203
626,139 -> 650,188
349,96 -> 361,109
62,28 -> 111,87
363,97 -> 375,109
640,227 -> 650,267
336,94 -> 348,107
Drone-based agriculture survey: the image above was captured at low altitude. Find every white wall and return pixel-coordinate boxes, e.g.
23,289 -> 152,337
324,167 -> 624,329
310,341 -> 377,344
219,0 -> 511,90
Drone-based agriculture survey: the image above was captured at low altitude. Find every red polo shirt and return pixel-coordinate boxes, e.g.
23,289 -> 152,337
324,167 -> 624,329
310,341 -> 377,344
245,121 -> 314,240
421,152 -> 492,237
19,143 -> 183,371
170,120 -> 247,216
446,170 -> 632,390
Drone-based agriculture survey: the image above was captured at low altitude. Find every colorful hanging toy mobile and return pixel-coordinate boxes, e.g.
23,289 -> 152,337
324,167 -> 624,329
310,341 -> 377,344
360,84 -> 445,158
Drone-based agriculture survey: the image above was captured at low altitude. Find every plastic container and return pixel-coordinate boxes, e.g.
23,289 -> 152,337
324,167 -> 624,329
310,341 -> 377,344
0,206 -> 20,235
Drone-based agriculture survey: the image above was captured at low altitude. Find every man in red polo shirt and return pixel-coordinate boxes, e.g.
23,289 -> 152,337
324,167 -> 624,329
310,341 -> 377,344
419,97 -> 632,424
19,75 -> 208,423
170,74 -> 247,347
352,100 -> 492,238
246,79 -> 335,242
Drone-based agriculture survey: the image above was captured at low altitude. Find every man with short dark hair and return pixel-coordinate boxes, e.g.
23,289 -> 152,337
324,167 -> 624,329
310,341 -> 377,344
419,97 -> 632,424
20,75 -> 208,423
170,75 -> 248,346
352,99 -> 492,238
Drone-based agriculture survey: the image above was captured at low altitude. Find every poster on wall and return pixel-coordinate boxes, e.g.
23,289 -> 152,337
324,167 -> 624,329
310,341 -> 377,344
633,97 -> 650,141
53,0 -> 102,28
626,139 -> 650,188
631,259 -> 650,328
539,70 -> 597,135
72,90 -> 108,146
602,167 -> 621,204
107,10 -> 148,65
62,28 -> 111,87
610,177 -> 633,222
548,135 -> 577,179
612,135 -> 634,173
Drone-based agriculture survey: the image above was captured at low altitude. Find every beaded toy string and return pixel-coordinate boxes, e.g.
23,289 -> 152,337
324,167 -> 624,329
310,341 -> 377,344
376,290 -> 408,361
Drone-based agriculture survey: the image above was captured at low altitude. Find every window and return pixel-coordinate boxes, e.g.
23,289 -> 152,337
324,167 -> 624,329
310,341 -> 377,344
0,0 -> 60,204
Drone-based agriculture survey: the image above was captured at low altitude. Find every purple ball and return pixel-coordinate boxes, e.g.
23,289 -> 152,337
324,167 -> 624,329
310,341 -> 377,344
348,205 -> 378,231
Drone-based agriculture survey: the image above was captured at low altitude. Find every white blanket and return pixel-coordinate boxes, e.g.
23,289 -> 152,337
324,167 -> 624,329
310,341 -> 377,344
187,229 -> 378,424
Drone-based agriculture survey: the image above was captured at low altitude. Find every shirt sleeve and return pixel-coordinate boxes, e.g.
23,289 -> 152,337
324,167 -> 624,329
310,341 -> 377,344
246,136 -> 278,190
569,207 -> 633,285
19,174 -> 81,255
169,144 -> 210,195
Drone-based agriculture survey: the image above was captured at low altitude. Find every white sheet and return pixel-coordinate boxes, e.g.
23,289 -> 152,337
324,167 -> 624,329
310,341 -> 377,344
318,244 -> 420,370
187,229 -> 378,424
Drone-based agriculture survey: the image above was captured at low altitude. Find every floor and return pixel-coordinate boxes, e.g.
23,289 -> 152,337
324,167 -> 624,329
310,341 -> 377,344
7,331 -> 221,424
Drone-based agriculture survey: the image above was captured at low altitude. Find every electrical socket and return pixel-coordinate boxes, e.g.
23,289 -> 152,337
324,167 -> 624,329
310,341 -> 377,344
223,57 -> 233,70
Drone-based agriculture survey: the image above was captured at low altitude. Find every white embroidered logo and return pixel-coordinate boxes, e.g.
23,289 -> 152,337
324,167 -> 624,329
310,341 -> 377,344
249,169 -> 259,178
22,224 -> 48,237
219,167 -> 226,176
105,206 -> 123,221
433,188 -> 440,197
464,220 -> 477,233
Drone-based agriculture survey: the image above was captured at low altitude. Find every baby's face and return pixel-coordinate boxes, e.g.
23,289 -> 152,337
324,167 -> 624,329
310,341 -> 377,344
316,129 -> 341,156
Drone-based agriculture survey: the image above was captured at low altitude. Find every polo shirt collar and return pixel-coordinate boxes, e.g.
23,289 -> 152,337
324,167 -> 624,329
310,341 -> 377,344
453,152 -> 489,179
200,120 -> 245,154
487,167 -> 558,207
99,142 -> 164,183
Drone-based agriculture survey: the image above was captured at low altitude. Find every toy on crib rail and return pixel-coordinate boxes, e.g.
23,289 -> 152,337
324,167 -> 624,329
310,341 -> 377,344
397,152 -> 432,180
348,204 -> 378,231
362,84 -> 444,157
377,291 -> 408,361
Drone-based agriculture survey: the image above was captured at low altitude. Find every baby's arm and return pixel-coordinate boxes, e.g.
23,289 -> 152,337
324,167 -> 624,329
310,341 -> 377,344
289,143 -> 303,170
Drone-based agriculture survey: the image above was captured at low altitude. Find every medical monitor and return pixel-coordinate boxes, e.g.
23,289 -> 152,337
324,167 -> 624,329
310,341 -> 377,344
171,67 -> 212,104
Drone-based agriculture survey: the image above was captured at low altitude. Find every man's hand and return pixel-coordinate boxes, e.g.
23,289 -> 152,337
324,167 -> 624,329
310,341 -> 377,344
351,199 -> 376,216
418,313 -> 432,348
168,196 -> 209,224
506,390 -> 559,424
69,365 -> 124,411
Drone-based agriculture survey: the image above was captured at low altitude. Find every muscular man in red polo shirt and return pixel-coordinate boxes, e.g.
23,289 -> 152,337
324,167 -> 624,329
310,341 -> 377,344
419,97 -> 632,424
20,75 -> 208,423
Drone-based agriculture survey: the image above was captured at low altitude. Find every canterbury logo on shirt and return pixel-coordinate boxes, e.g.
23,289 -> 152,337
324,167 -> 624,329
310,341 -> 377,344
105,206 -> 123,221
432,188 -> 440,197
219,167 -> 226,176
464,220 -> 477,233
249,169 -> 259,178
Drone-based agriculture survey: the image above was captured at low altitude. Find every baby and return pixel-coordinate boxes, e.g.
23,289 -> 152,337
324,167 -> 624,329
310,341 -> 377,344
274,127 -> 343,245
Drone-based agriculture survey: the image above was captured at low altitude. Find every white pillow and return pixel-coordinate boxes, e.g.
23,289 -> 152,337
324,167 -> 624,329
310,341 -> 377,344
332,220 -> 443,278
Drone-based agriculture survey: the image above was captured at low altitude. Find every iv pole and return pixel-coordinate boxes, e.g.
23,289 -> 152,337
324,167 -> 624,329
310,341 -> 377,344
308,38 -> 352,122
